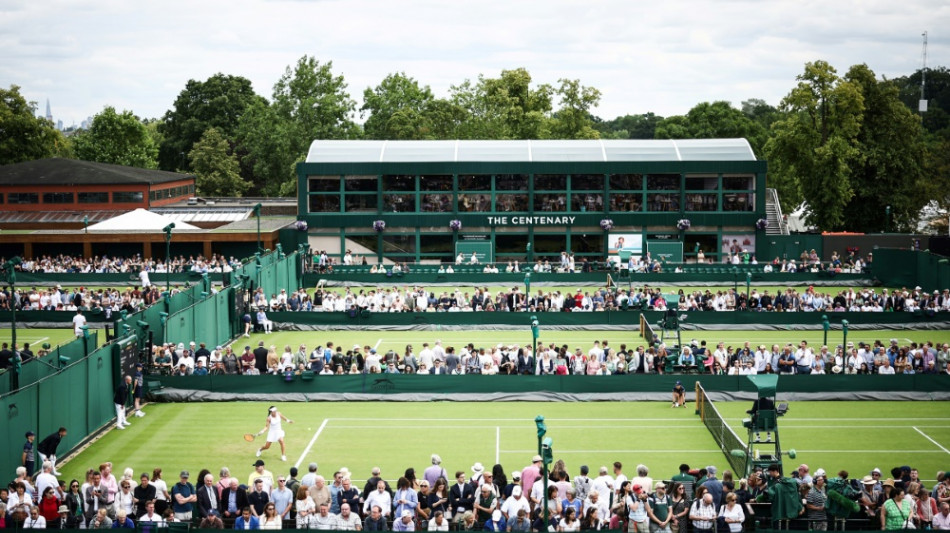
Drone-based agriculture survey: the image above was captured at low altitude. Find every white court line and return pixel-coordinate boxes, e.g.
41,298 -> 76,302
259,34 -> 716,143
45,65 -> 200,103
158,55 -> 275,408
295,419 -> 329,469
374,339 -> 382,349
325,417 -> 950,422
914,426 -> 950,455
496,427 -> 500,466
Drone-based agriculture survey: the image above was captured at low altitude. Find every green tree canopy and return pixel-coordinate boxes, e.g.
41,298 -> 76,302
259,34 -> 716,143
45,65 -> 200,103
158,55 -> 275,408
655,101 -> 769,156
841,64 -> 927,233
593,112 -> 664,139
361,73 -> 435,139
158,74 -> 265,172
188,127 -> 249,197
548,78 -> 602,139
237,56 -> 359,195
450,68 -> 554,139
0,85 -> 69,164
765,61 -> 864,230
72,106 -> 158,168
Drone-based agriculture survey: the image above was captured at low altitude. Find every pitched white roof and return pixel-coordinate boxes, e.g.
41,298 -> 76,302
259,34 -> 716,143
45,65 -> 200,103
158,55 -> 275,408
305,139 -> 757,164
87,208 -> 199,232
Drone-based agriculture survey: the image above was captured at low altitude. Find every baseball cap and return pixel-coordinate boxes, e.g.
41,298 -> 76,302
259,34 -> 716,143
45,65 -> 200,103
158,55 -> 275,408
511,471 -> 521,480
253,460 -> 265,467
180,471 -> 190,478
532,454 -> 543,463
632,484 -> 642,493
654,481 -> 666,490
25,431 -> 34,437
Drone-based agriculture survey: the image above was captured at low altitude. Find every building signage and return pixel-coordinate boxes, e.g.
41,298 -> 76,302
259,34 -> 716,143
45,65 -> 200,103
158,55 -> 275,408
486,216 -> 576,226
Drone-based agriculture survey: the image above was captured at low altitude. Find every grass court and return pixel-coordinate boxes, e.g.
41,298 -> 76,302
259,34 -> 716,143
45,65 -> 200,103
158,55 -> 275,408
59,400 -> 950,487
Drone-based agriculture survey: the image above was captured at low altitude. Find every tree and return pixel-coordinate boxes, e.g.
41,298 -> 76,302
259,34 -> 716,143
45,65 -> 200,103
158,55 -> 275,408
158,74 -> 265,172
72,106 -> 158,168
361,73 -> 435,139
237,56 -> 359,195
450,68 -> 553,139
0,85 -> 68,164
188,127 -> 249,197
593,112 -> 663,139
841,64 -> 928,233
548,78 -> 602,139
764,61 -> 864,230
655,101 -> 769,156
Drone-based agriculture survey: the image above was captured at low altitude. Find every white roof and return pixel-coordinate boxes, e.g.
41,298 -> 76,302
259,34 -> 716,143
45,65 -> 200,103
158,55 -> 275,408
305,139 -> 756,164
87,208 -> 200,232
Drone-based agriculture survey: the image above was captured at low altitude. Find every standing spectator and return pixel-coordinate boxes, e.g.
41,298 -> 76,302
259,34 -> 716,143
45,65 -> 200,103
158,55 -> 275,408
133,474 -> 156,518
170,471 -> 197,522
37,427 -> 66,476
271,476 -> 294,522
22,431 -> 36,477
197,473 -> 219,519
114,376 -> 131,430
689,493 -> 716,533
220,478 -> 248,521
294,488 -> 316,530
23,506 -> 46,529
424,455 -> 447,488
717,493 -> 744,533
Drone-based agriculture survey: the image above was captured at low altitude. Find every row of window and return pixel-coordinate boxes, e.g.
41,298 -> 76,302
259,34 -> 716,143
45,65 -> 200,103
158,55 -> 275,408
308,192 -> 756,213
309,174 -> 756,193
2,191 -> 145,205
150,185 -> 195,201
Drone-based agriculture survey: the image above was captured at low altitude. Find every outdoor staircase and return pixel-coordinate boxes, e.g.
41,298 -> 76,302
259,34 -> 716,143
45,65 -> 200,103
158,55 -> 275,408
765,188 -> 790,235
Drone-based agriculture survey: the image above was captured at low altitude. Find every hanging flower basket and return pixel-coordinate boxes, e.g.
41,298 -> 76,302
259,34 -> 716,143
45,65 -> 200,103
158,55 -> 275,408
294,220 -> 308,232
676,218 -> 691,231
373,220 -> 386,233
599,218 -> 614,231
755,218 -> 769,230
449,219 -> 462,232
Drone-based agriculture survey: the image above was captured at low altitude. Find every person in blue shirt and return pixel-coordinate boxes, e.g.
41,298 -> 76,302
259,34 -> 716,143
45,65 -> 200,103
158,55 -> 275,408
170,471 -> 197,521
234,507 -> 260,530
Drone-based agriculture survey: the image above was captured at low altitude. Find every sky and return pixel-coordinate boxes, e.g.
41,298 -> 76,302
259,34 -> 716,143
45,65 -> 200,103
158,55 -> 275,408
2,0 -> 948,128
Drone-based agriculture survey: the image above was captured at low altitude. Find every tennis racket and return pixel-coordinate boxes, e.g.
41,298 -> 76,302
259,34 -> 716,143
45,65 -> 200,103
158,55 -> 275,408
243,433 -> 256,442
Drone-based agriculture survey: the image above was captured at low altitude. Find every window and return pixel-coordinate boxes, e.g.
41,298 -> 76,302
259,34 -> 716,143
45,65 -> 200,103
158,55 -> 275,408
0,193 -> 4,204
534,194 -> 567,212
383,194 -> 415,212
571,174 -> 603,190
383,234 -> 415,253
113,191 -> 144,203
685,175 -> 718,190
8,193 -> 38,204
572,233 -> 604,254
570,193 -> 604,212
43,192 -> 74,204
309,195 -> 341,212
533,175 -> 566,191
420,234 -> 453,254
310,175 -> 341,192
495,194 -> 528,212
723,175 -> 754,190
343,195 -> 375,212
343,175 -> 376,192
646,174 -> 680,190
723,193 -> 754,212
458,175 -> 491,191
532,234 -> 568,254
646,193 -> 679,212
495,174 -> 527,191
79,192 -> 109,203
382,175 -> 414,191
608,193 -> 641,212
420,193 -> 452,212
685,193 -> 718,212
458,194 -> 490,212
609,174 -> 642,190
419,175 -> 453,191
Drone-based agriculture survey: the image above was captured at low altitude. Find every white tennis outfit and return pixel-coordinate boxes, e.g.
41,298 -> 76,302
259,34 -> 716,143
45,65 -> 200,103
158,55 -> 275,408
267,413 -> 284,442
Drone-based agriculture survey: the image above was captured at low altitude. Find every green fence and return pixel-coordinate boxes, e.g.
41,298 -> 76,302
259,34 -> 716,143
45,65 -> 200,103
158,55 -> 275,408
165,289 -> 234,348
152,373 -> 948,396
872,248 -> 950,292
0,332 -> 115,481
2,271 -> 228,286
270,309 -> 949,329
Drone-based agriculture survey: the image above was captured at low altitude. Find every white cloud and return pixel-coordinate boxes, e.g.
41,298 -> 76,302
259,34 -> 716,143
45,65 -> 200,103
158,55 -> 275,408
1,0 -> 947,128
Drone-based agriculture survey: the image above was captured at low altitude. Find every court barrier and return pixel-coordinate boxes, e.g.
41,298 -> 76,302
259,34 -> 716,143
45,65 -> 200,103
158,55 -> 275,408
150,373 -> 949,403
267,309 -> 950,330
0,332 -> 118,481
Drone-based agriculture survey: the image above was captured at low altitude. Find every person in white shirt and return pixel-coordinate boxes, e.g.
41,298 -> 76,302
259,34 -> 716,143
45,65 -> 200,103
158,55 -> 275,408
363,480 -> 392,518
590,466 -> 613,504
334,503 -> 361,530
139,500 -> 167,527
23,506 -> 46,529
795,341 -> 814,374
72,310 -> 87,337
878,359 -> 896,375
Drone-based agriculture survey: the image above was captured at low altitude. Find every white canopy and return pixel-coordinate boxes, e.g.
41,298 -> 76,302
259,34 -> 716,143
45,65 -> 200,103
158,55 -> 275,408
87,208 -> 199,232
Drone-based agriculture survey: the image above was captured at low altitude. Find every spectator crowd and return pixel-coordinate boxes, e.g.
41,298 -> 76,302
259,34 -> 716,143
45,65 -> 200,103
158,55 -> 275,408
148,335 -> 950,377
6,254 -> 242,275
6,446 -> 950,531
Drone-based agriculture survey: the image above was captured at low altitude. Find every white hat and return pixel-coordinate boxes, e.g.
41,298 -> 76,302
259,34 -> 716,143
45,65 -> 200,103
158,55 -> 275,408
512,486 -> 522,496
815,468 -> 826,478
472,462 -> 484,475
401,510 -> 412,518
492,510 -> 502,522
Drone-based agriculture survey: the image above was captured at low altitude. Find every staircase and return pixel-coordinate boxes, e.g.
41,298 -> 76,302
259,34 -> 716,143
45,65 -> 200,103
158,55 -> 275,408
765,188 -> 789,235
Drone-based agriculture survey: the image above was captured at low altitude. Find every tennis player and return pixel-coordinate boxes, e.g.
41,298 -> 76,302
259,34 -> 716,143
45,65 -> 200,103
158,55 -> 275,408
256,406 -> 293,461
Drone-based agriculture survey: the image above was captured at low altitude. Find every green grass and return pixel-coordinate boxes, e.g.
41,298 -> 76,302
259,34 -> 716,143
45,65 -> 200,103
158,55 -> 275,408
58,401 -> 950,487
234,329 -> 950,355
0,327 -> 86,350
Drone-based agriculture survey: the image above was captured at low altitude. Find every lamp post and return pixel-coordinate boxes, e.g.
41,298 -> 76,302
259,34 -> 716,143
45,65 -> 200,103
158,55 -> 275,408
162,223 -> 175,297
821,314 -> 830,347
83,215 -> 89,234
841,319 -> 849,356
885,205 -> 891,233
3,257 -> 22,390
535,416 -> 554,528
745,272 -> 752,302
253,203 -> 263,253
524,272 -> 531,299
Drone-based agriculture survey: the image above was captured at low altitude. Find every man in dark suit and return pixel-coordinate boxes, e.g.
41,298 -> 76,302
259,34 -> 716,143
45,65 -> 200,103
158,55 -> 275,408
253,342 -> 269,374
430,358 -> 448,375
219,478 -> 249,521
197,473 -> 219,519
448,471 -> 474,523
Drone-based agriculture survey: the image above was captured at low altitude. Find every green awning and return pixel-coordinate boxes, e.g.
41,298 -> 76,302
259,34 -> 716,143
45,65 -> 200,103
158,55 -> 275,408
747,374 -> 778,397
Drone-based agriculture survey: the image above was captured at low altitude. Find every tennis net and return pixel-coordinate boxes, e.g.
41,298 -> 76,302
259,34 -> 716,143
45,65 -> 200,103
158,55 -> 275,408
639,313 -> 656,345
695,381 -> 749,476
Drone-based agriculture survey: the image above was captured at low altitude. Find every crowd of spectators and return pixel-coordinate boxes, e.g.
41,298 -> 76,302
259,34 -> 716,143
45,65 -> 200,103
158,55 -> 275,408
0,285 -> 169,314
6,254 -> 242,275
239,283 -> 950,314
6,452 -> 950,531
149,335 -> 950,377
